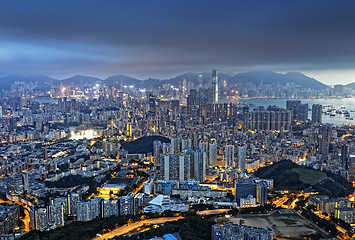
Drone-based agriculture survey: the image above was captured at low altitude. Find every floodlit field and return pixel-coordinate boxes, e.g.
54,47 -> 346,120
230,210 -> 326,239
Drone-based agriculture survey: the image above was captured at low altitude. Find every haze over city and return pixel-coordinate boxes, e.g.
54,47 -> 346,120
0,0 -> 355,84
2,1 -> 355,240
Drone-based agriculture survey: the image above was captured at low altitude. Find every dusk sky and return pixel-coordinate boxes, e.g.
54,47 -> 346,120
0,0 -> 355,84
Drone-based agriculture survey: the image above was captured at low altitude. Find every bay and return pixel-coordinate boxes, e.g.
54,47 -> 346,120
231,98 -> 355,126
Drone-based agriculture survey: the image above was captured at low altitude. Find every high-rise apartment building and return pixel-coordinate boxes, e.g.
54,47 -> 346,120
312,104 -> 322,124
194,149 -> 206,182
161,153 -> 190,182
51,197 -> 69,215
77,200 -> 92,222
170,136 -> 182,154
11,172 -> 29,194
153,140 -> 162,168
225,144 -> 235,168
249,108 -> 291,131
212,69 -> 218,103
238,145 -> 246,173
134,193 -> 145,215
209,140 -> 218,167
48,203 -> 64,227
341,143 -> 349,169
30,207 -> 48,230
119,193 -> 134,216
102,199 -> 119,218
68,192 -> 81,216
286,100 -> 308,122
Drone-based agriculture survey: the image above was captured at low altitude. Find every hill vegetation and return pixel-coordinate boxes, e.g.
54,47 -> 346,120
254,160 -> 354,197
120,135 -> 170,154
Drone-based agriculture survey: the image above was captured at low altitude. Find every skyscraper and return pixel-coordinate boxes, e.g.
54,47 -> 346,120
102,199 -> 119,218
319,124 -> 332,157
225,144 -> 235,168
119,193 -> 134,216
249,108 -> 291,131
161,153 -> 190,182
48,203 -> 64,227
194,149 -> 206,182
212,69 -> 218,103
181,138 -> 192,150
209,140 -> 218,167
238,145 -> 246,173
198,74 -> 203,88
182,148 -> 206,182
153,140 -> 162,168
170,136 -> 182,154
30,207 -> 48,230
134,193 -> 145,215
52,197 -> 69,215
286,100 -> 308,122
68,192 -> 81,216
341,143 -> 349,169
11,172 -> 29,194
312,104 -> 322,124
77,200 -> 92,222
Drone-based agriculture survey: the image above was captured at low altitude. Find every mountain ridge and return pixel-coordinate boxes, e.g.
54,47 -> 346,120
0,71 -> 330,90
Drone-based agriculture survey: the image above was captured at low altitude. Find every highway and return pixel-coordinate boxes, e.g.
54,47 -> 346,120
92,216 -> 183,240
197,209 -> 230,215
274,197 -> 288,207
92,208 -> 231,239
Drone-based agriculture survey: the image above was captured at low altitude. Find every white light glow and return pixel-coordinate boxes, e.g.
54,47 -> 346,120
70,129 -> 99,140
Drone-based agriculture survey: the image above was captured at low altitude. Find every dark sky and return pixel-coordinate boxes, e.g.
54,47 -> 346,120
0,0 -> 355,84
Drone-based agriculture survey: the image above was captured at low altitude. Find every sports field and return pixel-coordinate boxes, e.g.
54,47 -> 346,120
230,210 -> 327,239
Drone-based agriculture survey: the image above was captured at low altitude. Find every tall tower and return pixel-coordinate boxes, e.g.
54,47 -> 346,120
238,145 -> 246,173
153,140 -> 162,168
225,144 -> 235,168
198,74 -> 203,88
193,149 -> 206,182
209,140 -> 218,167
312,104 -> 322,124
212,69 -> 218,103
341,143 -> 349,169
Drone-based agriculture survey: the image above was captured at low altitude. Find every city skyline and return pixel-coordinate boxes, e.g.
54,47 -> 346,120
2,1 -> 355,239
0,1 -> 355,84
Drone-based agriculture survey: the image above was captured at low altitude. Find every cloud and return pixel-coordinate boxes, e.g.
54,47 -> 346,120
0,0 -> 354,83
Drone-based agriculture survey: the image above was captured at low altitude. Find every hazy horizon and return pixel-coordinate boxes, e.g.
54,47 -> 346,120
1,0 -> 355,85
0,69 -> 352,87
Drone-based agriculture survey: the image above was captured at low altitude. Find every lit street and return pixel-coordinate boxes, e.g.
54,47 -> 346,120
197,209 -> 230,215
92,216 -> 183,240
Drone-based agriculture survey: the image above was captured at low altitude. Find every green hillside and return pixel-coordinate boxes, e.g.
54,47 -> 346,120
121,135 -> 170,154
254,160 -> 354,198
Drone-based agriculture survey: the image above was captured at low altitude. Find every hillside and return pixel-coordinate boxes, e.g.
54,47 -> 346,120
61,75 -> 102,86
229,71 -> 329,90
346,82 -> 355,89
254,160 -> 354,197
0,74 -> 57,90
120,136 -> 170,154
105,74 -> 142,87
0,70 -> 329,91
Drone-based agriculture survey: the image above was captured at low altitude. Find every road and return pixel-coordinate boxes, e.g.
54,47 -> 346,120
274,197 -> 288,207
0,198 -> 31,232
197,209 -> 230,215
92,216 -> 183,240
